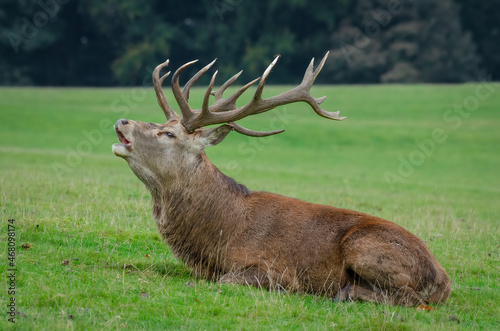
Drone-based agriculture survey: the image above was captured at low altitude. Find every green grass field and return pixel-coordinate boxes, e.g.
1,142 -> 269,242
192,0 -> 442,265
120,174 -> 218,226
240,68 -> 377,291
1,83 -> 499,330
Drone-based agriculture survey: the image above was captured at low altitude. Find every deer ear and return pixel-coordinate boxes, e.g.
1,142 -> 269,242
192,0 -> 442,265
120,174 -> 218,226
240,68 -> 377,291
198,124 -> 233,147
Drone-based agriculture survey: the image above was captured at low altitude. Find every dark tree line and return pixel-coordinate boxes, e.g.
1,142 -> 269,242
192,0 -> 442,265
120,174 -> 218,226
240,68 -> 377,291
0,0 -> 498,86
326,0 -> 483,83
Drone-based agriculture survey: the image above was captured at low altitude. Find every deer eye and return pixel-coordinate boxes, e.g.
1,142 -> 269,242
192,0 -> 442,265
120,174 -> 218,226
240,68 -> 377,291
157,131 -> 176,138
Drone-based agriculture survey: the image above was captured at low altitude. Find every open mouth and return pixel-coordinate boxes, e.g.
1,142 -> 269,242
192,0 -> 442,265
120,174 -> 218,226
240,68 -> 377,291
116,127 -> 132,147
113,124 -> 132,158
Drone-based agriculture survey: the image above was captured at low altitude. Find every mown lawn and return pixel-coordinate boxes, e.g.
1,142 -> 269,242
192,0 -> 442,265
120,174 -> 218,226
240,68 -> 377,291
1,83 -> 499,330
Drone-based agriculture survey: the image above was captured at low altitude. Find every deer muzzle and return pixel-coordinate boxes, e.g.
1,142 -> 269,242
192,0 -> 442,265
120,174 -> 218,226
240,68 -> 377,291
112,119 -> 132,157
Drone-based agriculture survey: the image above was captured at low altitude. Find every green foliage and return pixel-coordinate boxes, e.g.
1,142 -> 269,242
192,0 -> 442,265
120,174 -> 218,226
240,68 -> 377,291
327,0 -> 480,83
0,84 -> 499,329
0,0 -> 495,85
455,0 -> 500,78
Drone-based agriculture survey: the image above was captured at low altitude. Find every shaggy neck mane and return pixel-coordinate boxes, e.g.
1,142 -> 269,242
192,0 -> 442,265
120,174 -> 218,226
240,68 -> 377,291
148,152 -> 250,278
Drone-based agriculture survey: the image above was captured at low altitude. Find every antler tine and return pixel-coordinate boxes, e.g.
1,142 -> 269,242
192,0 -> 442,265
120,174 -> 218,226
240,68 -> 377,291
230,122 -> 284,137
201,70 -> 218,115
171,59 -> 199,122
182,59 -> 217,102
253,55 -> 280,100
212,70 -> 243,102
301,58 -> 316,88
314,51 -> 330,79
300,51 -> 330,89
152,59 -> 179,121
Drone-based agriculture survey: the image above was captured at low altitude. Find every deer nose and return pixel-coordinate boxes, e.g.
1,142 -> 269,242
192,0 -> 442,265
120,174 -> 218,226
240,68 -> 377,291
121,119 -> 129,125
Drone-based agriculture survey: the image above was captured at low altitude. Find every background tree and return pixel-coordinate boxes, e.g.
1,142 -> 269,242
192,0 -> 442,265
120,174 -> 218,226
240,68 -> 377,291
326,0 -> 480,83
0,0 -> 496,85
455,0 -> 500,79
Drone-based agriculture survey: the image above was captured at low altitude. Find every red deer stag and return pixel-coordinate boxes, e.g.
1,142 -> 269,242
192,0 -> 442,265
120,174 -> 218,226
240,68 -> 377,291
112,53 -> 450,306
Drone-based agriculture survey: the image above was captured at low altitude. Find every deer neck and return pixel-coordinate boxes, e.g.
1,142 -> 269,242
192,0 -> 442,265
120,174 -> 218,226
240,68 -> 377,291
150,152 -> 250,204
147,152 -> 249,272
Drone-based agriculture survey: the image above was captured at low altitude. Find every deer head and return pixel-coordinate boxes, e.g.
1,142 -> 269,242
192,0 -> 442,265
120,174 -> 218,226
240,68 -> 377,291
112,52 -> 345,186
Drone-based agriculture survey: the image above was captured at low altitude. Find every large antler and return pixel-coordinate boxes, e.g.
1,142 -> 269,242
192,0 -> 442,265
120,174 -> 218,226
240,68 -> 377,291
153,52 -> 345,136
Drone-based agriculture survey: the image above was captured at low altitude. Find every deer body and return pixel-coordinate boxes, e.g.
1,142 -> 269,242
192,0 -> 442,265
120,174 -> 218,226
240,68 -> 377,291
113,54 -> 450,306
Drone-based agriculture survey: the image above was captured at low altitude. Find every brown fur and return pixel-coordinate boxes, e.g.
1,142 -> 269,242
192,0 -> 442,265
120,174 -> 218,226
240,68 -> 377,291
112,119 -> 451,306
